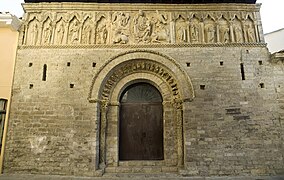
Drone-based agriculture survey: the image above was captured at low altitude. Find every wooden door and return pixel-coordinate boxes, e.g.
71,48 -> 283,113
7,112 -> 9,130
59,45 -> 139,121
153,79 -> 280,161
119,83 -> 163,160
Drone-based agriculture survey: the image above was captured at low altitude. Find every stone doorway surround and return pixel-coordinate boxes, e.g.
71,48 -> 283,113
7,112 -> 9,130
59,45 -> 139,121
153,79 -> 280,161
88,50 -> 194,173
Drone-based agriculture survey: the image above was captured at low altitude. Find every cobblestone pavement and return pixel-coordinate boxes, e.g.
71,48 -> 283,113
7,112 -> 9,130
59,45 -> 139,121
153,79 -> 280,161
0,174 -> 283,180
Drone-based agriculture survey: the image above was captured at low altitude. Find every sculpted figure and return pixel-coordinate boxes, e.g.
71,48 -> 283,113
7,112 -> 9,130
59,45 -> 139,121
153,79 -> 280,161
82,23 -> 92,44
224,28 -> 230,43
178,26 -> 187,42
56,22 -> 65,44
113,30 -> 129,44
155,10 -> 167,25
31,22 -> 39,45
97,25 -> 108,44
247,25 -> 255,42
112,12 -> 130,27
152,10 -> 170,43
190,24 -> 199,43
112,12 -> 130,44
221,27 -> 230,43
102,25 -> 108,44
69,20 -> 80,43
152,28 -> 169,43
133,10 -> 152,43
43,22 -> 52,44
206,25 -> 215,43
121,13 -> 130,27
234,25 -> 243,43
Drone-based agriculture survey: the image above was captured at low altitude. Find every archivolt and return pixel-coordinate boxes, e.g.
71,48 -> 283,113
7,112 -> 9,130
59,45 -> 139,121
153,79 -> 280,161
88,49 -> 195,102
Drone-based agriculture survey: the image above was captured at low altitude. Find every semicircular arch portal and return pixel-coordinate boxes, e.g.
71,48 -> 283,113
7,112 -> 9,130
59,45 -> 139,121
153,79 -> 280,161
89,50 -> 194,173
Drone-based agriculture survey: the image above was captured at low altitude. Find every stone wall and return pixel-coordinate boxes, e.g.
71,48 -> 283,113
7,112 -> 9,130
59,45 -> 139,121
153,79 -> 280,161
3,2 -> 284,177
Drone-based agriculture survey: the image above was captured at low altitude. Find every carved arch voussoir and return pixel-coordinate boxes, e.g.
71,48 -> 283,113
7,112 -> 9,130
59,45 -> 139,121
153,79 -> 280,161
96,13 -> 107,22
173,12 -> 188,21
83,13 -> 93,21
28,15 -> 38,23
188,12 -> 202,21
42,12 -> 56,22
101,60 -> 181,102
88,50 -> 195,103
68,12 -> 82,22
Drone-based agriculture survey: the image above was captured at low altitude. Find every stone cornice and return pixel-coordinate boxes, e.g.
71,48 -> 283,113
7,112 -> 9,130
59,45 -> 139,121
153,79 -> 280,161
24,0 -> 257,3
23,2 -> 261,12
18,42 -> 266,49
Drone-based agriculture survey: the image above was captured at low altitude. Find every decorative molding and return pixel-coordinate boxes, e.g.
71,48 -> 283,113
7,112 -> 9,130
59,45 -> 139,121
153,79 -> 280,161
23,3 -> 261,12
18,42 -> 267,49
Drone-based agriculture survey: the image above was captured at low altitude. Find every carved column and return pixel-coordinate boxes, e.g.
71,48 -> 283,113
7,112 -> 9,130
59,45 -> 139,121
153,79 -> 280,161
93,23 -> 96,45
92,22 -> 97,44
242,21 -> 248,43
186,21 -> 190,43
216,23 -> 220,43
174,100 -> 184,167
63,22 -> 68,45
254,22 -> 260,43
107,24 -> 111,45
78,22 -> 83,44
66,22 -> 71,44
23,23 -> 28,45
170,13 -> 176,44
229,21 -> 235,43
38,24 -> 43,45
51,22 -> 56,45
200,20 -> 205,44
108,101 -> 120,167
99,100 -> 109,170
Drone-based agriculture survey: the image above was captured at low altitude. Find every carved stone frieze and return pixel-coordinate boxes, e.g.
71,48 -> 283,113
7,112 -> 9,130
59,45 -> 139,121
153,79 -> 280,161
21,7 -> 262,46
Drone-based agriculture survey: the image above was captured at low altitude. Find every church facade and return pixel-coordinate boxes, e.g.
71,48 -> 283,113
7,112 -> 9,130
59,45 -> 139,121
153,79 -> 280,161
3,1 -> 284,177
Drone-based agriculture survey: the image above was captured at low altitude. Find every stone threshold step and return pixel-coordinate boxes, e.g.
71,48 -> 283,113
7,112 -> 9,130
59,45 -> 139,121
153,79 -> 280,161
105,166 -> 179,173
1,174 -> 284,180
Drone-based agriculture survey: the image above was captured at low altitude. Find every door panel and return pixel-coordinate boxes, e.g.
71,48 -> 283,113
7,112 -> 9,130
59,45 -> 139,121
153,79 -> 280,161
119,102 -> 163,160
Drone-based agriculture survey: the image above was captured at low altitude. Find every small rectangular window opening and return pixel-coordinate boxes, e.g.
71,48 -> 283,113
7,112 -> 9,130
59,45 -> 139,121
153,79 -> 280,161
260,83 -> 265,88
220,61 -> 224,66
67,62 -> 71,66
70,84 -> 74,88
240,63 -> 245,80
42,64 -> 47,81
93,63 -> 96,67
186,62 -> 191,67
258,61 -> 263,65
200,85 -> 205,90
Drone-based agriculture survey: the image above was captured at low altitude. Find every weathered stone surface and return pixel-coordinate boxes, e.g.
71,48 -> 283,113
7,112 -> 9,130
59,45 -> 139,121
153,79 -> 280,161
3,2 -> 284,178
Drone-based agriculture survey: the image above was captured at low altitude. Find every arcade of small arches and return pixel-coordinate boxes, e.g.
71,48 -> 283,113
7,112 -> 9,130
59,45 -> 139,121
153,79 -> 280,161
21,8 -> 261,46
